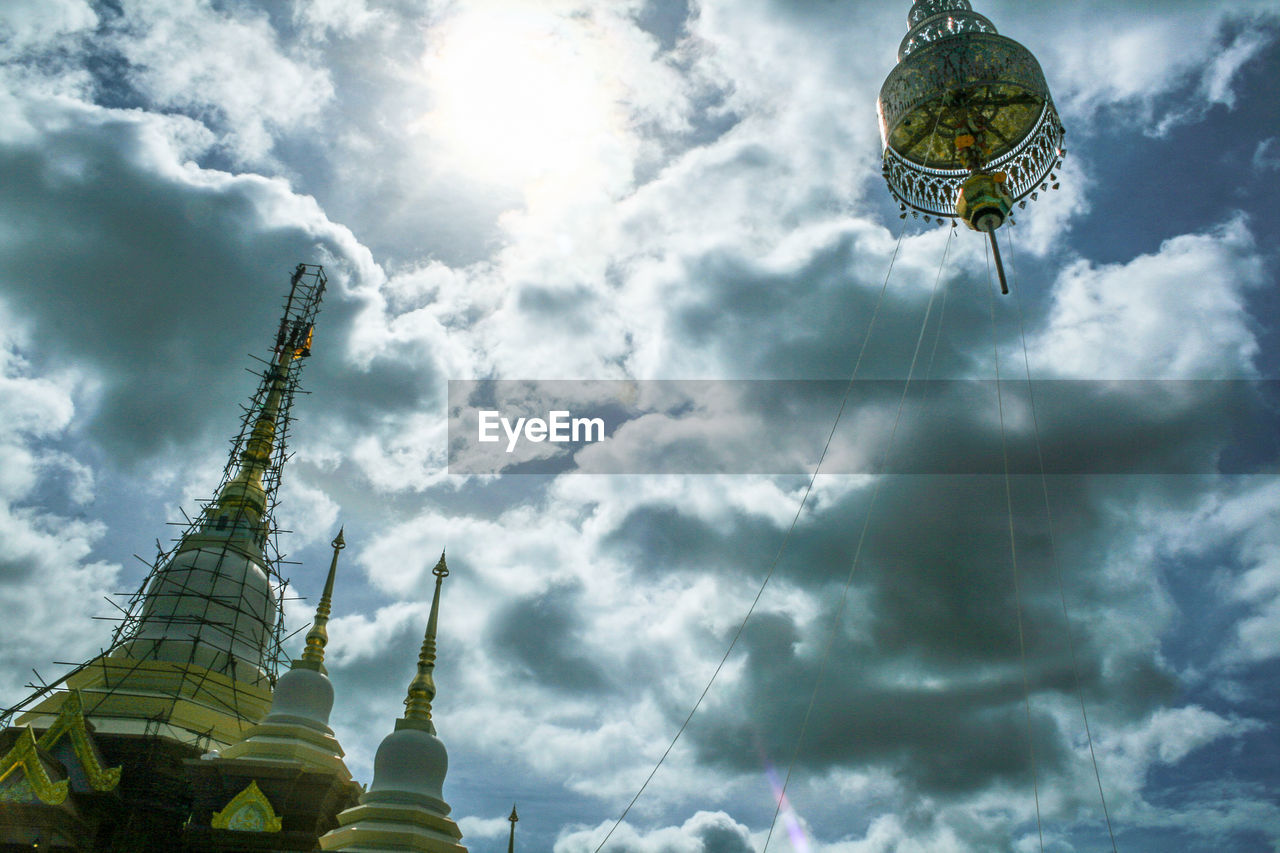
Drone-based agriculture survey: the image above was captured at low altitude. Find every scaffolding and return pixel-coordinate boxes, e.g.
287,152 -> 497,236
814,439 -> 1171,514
0,263 -> 328,741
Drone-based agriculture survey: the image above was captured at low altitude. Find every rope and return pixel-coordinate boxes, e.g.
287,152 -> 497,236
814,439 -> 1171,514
591,221 -> 910,853
761,222 -> 953,853
925,228 -> 955,380
1003,229 -> 1120,851
985,234 -> 1045,852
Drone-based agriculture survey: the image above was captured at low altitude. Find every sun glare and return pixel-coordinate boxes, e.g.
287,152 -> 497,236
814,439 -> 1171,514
418,7 -> 627,194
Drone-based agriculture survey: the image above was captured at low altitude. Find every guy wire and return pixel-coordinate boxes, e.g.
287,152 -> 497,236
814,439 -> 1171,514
1003,228 -> 1120,852
592,220 -> 911,853
763,222 -> 953,852
985,234 -> 1045,853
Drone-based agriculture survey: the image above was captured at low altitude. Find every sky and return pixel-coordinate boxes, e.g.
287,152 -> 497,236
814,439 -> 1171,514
2,0 -> 1280,851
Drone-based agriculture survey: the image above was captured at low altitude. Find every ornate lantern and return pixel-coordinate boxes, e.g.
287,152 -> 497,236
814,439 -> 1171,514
878,0 -> 1065,291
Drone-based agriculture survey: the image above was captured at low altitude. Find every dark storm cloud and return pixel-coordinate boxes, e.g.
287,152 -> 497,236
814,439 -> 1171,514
684,596 -> 1087,798
692,647 -> 1077,799
0,107 -> 336,454
604,467 -> 1193,799
0,99 -> 449,467
490,582 -> 611,692
450,374 -> 1276,478
671,228 -> 994,381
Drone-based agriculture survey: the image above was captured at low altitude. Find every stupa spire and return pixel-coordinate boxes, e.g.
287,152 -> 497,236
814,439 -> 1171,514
204,355 -> 287,541
114,263 -> 328,689
203,265 -> 320,546
299,528 -> 346,670
8,263 -> 330,751
217,526 -> 352,778
319,548 -> 467,853
403,551 -> 449,729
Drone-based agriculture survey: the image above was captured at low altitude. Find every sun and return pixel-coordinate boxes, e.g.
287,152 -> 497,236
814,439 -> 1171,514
417,5 -> 628,194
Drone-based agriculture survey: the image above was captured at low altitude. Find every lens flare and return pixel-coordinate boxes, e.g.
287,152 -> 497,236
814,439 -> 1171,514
763,760 -> 812,853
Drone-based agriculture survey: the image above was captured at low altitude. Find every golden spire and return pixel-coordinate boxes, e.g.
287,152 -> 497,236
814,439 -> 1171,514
209,352 -> 293,536
401,551 -> 448,732
296,528 -> 345,671
508,803 -> 519,853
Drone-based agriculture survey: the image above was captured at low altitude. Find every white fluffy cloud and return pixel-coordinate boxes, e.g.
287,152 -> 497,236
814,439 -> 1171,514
2,2 -> 1279,851
555,810 -> 754,853
1033,216 -> 1265,378
105,0 -> 334,163
0,315 -> 119,700
0,0 -> 96,58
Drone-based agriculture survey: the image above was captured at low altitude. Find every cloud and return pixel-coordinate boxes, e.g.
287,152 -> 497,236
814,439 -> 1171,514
490,581 -> 613,692
1168,478 -> 1280,667
99,0 -> 334,164
327,600 -> 427,669
0,317 -> 120,701
1,2 -> 1278,851
0,0 -> 96,59
1032,216 -> 1265,378
0,89 -> 381,468
1253,137 -> 1280,172
1036,3 -> 1279,134
457,813 -> 513,841
555,810 -> 754,853
291,0 -> 386,42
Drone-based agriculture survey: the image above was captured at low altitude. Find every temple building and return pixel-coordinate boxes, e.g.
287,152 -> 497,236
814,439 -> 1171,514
0,265 -> 472,852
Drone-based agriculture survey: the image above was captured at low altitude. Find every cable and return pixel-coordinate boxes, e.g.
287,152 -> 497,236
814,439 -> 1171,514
762,220 -> 953,853
1003,229 -> 1120,851
591,222 -> 910,853
925,228 -> 955,380
985,234 -> 1045,853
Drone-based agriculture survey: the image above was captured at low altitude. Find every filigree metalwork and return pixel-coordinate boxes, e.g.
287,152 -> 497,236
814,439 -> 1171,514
909,0 -> 974,27
882,102 -> 1063,216
878,0 -> 1065,218
899,11 -> 997,59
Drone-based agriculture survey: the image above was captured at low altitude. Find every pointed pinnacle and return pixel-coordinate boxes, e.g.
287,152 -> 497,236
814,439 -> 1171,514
403,551 -> 449,728
299,528 -> 345,668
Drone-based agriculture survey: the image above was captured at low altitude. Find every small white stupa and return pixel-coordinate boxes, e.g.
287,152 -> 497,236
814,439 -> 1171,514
319,552 -> 467,853
219,529 -> 352,778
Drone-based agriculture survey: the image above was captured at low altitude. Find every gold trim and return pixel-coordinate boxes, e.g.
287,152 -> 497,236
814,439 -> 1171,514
212,780 -> 283,833
36,690 -> 122,791
0,727 -> 69,805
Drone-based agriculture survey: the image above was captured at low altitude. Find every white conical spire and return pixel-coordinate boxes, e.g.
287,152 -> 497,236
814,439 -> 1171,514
118,345 -> 299,684
220,530 -> 351,778
319,552 -> 466,853
13,264 -> 328,748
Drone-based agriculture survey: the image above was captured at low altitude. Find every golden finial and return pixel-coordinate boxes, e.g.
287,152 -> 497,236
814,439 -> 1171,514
401,551 -> 448,732
297,528 -> 345,670
209,356 -> 293,535
508,803 -> 519,853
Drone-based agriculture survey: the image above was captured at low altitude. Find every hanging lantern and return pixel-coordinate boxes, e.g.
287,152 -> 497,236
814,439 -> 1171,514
877,1 -> 1065,290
